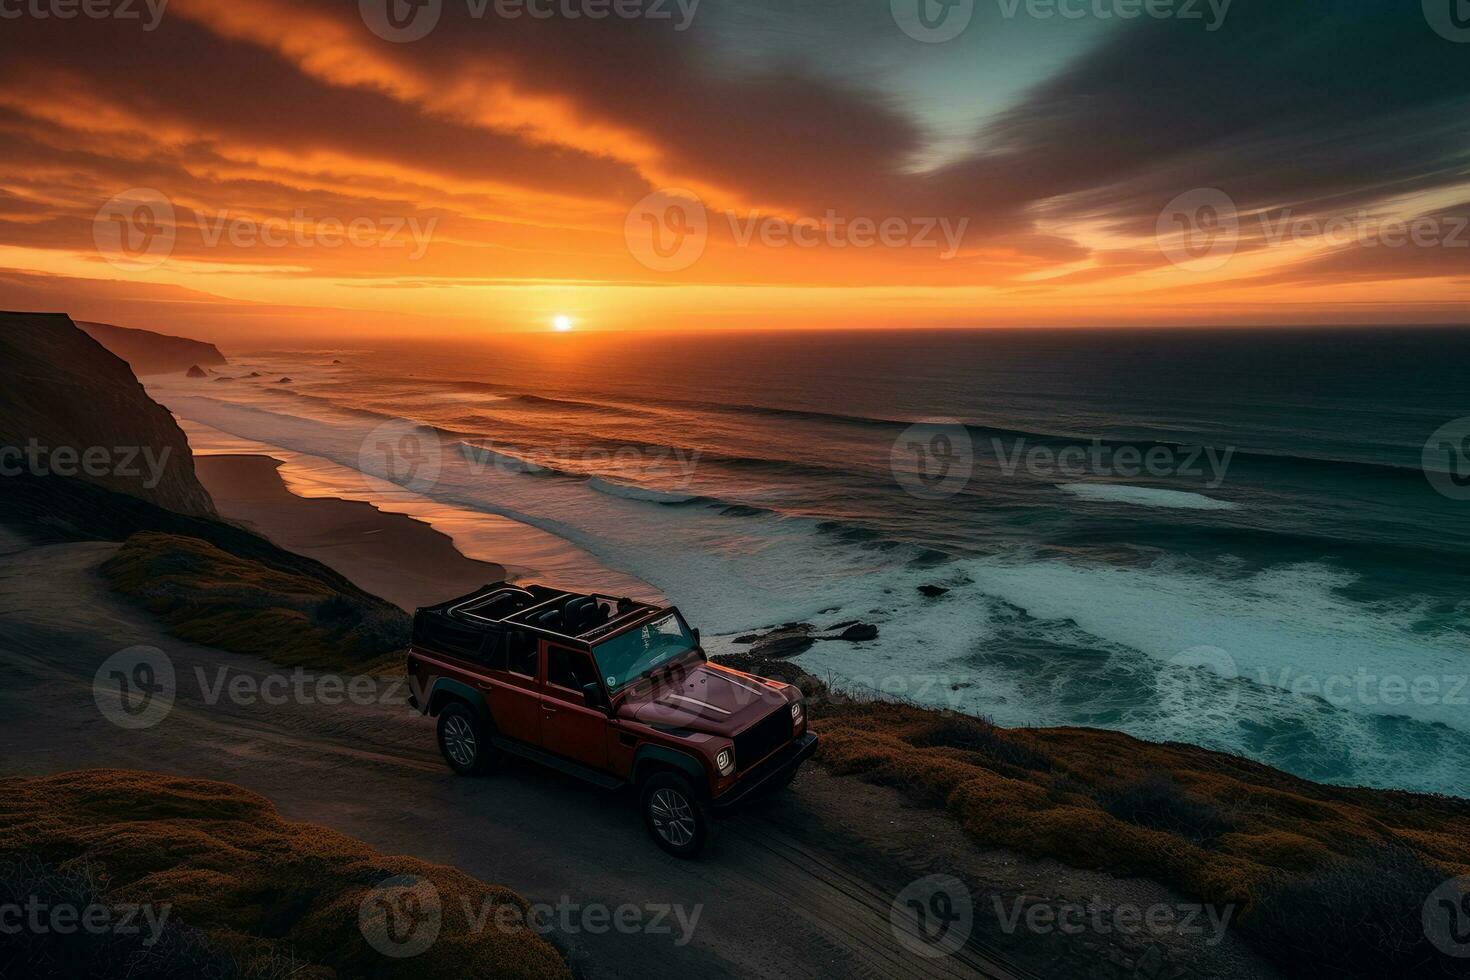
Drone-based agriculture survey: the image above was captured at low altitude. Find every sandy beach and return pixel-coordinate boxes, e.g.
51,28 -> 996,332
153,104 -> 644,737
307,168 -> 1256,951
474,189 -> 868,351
196,453 -> 507,612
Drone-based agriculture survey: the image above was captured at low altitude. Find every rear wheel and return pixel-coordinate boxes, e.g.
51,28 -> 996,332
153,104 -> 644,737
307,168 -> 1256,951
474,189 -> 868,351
641,772 -> 708,858
437,702 -> 496,776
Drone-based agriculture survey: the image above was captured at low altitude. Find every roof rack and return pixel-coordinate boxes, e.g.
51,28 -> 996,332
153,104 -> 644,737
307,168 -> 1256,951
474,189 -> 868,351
425,581 -> 664,644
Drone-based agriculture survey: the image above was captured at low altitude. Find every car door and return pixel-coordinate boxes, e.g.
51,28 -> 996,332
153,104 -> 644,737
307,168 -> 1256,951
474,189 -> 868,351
540,644 -> 610,770
483,629 -> 542,747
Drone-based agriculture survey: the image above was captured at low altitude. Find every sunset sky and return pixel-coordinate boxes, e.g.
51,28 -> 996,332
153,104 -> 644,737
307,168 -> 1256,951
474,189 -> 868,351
1,0 -> 1467,342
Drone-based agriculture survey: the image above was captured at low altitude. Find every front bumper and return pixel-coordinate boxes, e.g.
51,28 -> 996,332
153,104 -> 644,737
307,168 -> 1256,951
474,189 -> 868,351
710,732 -> 818,815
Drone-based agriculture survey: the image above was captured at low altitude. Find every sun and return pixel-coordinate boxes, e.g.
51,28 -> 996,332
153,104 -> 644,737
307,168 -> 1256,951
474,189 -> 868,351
552,315 -> 574,332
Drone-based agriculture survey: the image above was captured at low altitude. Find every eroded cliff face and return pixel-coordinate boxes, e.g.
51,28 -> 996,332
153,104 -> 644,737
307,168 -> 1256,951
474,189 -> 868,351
77,320 -> 228,376
0,312 -> 216,517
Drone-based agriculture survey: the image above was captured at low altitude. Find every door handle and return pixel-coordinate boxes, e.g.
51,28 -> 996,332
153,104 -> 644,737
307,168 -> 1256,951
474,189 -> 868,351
541,704 -> 557,713
476,681 -> 493,691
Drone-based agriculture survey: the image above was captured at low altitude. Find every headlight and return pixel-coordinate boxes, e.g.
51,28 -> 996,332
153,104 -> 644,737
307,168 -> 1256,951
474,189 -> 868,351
716,748 -> 735,776
790,701 -> 804,724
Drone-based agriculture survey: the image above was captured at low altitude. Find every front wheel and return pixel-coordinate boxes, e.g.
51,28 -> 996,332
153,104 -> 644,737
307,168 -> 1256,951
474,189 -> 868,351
437,702 -> 497,776
641,772 -> 708,858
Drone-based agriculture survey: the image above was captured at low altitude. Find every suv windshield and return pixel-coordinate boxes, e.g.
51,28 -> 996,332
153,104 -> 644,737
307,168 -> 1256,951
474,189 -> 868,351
593,613 -> 696,693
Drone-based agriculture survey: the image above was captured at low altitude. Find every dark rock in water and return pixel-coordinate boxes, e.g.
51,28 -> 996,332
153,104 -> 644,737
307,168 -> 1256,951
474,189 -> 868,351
918,585 -> 950,598
747,623 -> 816,659
832,623 -> 878,642
733,633 -> 760,644
185,364 -> 209,378
277,377 -> 292,383
332,359 -> 343,364
826,620 -> 860,631
247,371 -> 261,377
212,377 -> 234,382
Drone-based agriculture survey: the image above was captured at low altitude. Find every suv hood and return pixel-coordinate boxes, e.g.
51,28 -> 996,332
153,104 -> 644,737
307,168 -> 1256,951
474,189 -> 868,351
615,660 -> 791,737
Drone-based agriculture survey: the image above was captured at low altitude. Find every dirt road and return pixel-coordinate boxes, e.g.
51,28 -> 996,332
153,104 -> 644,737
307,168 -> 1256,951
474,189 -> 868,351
0,540 -> 1029,980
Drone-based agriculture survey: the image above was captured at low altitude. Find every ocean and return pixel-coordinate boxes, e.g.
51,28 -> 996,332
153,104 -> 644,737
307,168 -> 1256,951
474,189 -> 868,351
147,327 -> 1470,796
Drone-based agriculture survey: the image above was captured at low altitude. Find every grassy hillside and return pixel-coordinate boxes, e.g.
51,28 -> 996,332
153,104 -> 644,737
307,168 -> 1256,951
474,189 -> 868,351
0,770 -> 567,979
718,653 -> 1470,979
101,532 -> 409,671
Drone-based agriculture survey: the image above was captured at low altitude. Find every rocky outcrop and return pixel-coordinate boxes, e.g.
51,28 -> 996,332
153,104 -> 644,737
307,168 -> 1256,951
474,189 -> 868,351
0,312 -> 216,517
186,364 -> 209,378
733,619 -> 879,657
78,320 -> 227,376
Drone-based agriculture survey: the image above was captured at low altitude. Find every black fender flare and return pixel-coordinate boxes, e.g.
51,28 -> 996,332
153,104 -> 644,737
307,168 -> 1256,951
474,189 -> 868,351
426,678 -> 494,730
631,745 -> 708,794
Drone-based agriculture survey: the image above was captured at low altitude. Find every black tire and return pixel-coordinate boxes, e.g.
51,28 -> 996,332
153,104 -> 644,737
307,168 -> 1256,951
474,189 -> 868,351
436,701 -> 496,776
640,772 -> 708,858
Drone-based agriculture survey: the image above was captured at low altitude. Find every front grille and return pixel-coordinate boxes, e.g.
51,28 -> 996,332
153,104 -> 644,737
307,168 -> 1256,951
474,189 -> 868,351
734,708 -> 793,772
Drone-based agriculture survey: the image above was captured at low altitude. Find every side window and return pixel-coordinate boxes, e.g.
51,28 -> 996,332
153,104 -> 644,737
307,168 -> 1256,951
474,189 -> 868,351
416,615 -> 489,663
479,631 -> 506,671
547,646 -> 595,692
506,631 -> 538,680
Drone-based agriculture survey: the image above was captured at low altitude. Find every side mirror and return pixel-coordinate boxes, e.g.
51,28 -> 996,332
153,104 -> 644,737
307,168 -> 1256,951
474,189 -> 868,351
582,681 -> 607,711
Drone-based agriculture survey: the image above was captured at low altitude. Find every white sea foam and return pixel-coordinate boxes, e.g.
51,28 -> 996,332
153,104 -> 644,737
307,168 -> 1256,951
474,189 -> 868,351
1059,483 -> 1240,510
150,379 -> 1470,795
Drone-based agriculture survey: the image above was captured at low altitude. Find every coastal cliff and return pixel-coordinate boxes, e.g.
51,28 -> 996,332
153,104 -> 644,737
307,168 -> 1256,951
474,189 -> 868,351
78,319 -> 228,376
0,312 -> 216,517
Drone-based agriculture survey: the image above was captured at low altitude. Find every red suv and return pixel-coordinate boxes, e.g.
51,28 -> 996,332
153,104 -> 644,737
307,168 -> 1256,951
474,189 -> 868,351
406,583 -> 816,857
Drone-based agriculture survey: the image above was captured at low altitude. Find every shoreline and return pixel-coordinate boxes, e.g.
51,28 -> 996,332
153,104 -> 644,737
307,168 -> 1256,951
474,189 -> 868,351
196,453 -> 509,612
